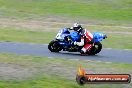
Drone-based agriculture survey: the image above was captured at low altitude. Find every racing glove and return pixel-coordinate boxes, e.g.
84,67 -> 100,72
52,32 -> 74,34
67,27 -> 73,30
74,41 -> 77,45
74,39 -> 84,46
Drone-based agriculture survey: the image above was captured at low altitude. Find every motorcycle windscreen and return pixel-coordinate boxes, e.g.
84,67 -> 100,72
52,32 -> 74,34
56,29 -> 70,40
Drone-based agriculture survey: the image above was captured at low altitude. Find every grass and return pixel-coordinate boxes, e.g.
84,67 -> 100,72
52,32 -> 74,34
0,77 -> 127,88
0,27 -> 56,44
0,53 -> 131,88
0,0 -> 131,88
0,27 -> 131,49
102,34 -> 132,49
0,77 -> 83,88
0,0 -> 132,49
0,0 -> 132,25
86,25 -> 132,32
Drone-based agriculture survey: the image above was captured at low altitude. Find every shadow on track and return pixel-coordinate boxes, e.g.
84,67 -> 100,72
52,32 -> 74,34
48,51 -> 107,59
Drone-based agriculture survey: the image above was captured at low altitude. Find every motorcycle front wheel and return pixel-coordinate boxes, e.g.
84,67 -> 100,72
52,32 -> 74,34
48,40 -> 62,52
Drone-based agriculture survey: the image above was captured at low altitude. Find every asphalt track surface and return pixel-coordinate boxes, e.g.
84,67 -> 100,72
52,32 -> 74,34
0,42 -> 132,63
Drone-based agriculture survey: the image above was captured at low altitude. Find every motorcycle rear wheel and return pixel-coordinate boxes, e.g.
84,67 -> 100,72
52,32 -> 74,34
88,42 -> 102,55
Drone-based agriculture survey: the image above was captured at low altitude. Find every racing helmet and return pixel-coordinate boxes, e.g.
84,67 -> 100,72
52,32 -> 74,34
73,23 -> 82,32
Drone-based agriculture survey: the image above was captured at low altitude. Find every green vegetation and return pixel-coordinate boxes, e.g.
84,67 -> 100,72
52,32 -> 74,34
0,27 -> 131,49
0,0 -> 132,23
102,34 -> 132,49
0,77 -> 127,88
0,0 -> 131,49
0,0 -> 131,88
0,53 -> 131,88
0,27 -> 56,44
0,77 -> 83,88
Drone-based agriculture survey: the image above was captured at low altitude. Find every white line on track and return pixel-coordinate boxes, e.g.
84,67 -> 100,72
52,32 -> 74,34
105,48 -> 132,51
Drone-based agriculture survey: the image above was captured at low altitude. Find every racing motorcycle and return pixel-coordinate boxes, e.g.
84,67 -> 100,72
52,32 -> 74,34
48,28 -> 107,55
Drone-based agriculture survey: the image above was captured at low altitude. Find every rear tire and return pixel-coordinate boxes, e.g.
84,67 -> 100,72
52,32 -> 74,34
48,40 -> 62,52
89,42 -> 102,55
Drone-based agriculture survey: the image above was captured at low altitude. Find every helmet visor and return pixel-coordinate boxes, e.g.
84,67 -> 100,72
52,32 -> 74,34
73,27 -> 79,31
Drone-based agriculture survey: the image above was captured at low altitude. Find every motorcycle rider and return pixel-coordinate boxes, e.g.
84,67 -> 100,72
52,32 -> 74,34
69,23 -> 84,35
69,23 -> 94,54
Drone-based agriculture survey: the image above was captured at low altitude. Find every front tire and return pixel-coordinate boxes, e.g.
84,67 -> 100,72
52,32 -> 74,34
48,40 -> 62,52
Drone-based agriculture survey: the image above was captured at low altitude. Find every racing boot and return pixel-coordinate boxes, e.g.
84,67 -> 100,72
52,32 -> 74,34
80,50 -> 88,56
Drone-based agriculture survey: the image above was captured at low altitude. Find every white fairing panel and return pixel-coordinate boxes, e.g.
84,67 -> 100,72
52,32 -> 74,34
56,30 -> 63,39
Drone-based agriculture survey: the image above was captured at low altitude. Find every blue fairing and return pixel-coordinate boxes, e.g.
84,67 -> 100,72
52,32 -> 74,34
70,31 -> 80,41
62,28 -> 70,34
57,29 -> 80,46
92,32 -> 105,43
59,28 -> 70,39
